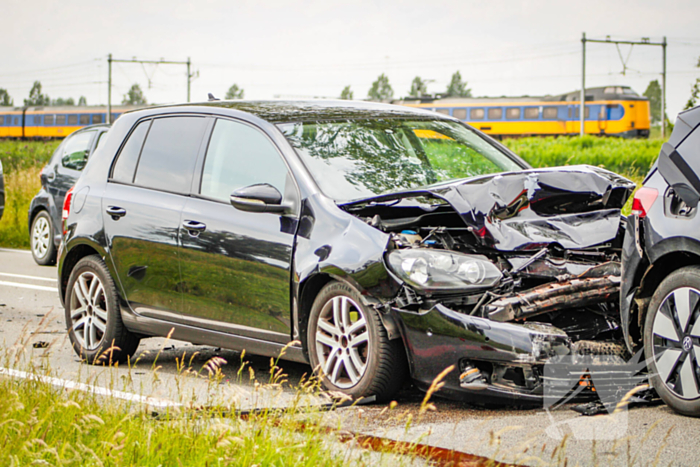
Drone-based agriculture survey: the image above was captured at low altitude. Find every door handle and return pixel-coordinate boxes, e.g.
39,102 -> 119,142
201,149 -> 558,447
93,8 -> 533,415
106,206 -> 127,220
182,220 -> 206,237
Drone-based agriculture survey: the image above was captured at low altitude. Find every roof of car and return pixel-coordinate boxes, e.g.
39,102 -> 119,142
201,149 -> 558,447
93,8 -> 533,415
143,99 -> 442,124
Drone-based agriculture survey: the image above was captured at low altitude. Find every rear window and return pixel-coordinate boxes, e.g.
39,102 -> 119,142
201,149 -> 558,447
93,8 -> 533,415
111,120 -> 151,184
132,116 -> 208,194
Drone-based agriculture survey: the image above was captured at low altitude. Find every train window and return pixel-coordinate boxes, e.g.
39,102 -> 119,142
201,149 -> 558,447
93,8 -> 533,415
112,114 -> 120,122
487,108 -> 503,120
56,115 -> 66,125
45,115 -> 54,126
93,114 -> 103,124
524,107 -> 539,119
506,108 -> 521,120
543,107 -> 558,120
0,117 -> 3,125
435,108 -> 450,116
572,106 -> 591,119
471,108 -> 485,120
68,115 -> 78,125
453,108 -> 467,120
80,115 -> 89,125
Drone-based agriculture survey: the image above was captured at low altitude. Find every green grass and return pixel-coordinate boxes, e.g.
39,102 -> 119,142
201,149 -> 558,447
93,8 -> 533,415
0,137 -> 662,249
0,140 -> 59,249
503,135 -> 661,181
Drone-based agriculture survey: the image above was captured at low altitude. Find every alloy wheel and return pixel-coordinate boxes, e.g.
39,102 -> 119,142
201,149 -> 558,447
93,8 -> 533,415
652,287 -> 700,399
315,295 -> 370,388
32,216 -> 50,259
69,271 -> 108,350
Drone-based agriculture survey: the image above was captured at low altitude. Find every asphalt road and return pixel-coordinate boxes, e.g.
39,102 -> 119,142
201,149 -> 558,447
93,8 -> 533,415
1,247 -> 699,466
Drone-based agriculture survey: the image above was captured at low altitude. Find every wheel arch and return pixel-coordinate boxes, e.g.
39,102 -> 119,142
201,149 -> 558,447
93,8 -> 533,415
630,249 -> 700,351
59,241 -> 108,306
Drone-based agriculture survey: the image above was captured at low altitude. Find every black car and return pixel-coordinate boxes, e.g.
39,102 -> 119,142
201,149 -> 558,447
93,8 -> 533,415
0,157 -> 4,221
28,124 -> 110,265
59,100 -> 635,404
621,105 -> 700,416
0,160 -> 5,219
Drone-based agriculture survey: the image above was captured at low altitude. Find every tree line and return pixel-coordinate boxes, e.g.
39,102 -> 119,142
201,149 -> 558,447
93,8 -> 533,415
2,58 -> 698,123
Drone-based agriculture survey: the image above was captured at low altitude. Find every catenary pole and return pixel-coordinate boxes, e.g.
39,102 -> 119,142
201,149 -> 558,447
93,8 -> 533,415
107,54 -> 112,124
580,33 -> 586,137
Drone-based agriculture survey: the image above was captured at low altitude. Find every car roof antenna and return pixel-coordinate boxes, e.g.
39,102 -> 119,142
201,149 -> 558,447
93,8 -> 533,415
208,93 -> 220,101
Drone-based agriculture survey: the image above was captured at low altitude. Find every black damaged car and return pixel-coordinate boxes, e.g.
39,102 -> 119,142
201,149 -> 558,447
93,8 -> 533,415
621,105 -> 700,416
58,100 -> 635,404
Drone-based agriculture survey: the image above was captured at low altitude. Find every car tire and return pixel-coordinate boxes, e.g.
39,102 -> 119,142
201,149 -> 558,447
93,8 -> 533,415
644,266 -> 700,417
64,255 -> 140,364
307,281 -> 407,402
30,211 -> 57,266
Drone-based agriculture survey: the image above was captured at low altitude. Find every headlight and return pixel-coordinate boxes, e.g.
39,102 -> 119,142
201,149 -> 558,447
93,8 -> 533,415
387,249 -> 502,293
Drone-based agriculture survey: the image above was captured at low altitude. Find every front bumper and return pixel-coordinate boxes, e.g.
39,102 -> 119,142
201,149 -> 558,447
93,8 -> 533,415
393,303 -> 573,404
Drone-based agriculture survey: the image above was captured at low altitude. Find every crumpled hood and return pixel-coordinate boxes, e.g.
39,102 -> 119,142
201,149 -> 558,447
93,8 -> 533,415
342,165 -> 635,251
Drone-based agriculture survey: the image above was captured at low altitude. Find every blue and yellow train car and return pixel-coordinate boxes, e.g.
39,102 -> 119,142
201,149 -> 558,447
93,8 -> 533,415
398,86 -> 651,138
0,105 -> 141,138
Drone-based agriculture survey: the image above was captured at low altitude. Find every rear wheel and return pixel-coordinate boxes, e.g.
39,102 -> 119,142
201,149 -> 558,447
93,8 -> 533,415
65,255 -> 140,364
307,281 -> 406,401
644,266 -> 700,416
30,211 -> 56,266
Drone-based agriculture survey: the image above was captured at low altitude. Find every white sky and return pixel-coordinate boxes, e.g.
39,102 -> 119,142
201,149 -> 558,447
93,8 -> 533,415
3,0 -> 700,120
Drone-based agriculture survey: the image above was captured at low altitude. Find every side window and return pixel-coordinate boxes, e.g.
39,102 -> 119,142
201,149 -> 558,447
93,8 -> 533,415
487,108 -> 503,120
506,108 -> 521,120
94,131 -> 108,151
470,108 -> 485,120
133,116 -> 208,194
68,115 -> 78,125
45,115 -> 54,126
0,117 -> 3,125
435,108 -> 450,116
111,120 -> 151,183
200,119 -> 289,202
452,108 -> 467,120
543,107 -> 558,120
524,107 -> 539,119
79,115 -> 90,125
93,114 -> 103,124
56,115 -> 66,125
61,131 -> 96,171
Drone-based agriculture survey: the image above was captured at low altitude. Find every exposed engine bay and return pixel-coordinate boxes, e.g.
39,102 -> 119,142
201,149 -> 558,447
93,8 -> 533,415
341,166 -> 636,403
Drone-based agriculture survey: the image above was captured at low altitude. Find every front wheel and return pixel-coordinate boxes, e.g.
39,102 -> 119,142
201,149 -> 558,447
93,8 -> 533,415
307,281 -> 406,401
30,211 -> 56,266
644,266 -> 700,416
65,255 -> 140,364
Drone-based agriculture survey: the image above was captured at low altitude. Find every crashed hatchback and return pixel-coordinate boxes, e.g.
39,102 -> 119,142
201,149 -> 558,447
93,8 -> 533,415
58,100 -> 635,404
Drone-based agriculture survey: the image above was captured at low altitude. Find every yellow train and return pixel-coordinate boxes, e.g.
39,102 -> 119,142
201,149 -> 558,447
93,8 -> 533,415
397,86 -> 651,138
0,105 -> 141,138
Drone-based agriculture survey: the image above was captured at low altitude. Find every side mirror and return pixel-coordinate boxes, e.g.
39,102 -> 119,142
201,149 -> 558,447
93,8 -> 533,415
230,183 -> 288,214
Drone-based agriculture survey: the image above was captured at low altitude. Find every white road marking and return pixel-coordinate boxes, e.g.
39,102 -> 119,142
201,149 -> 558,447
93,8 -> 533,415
0,280 -> 58,292
0,272 -> 57,282
0,366 -> 181,408
0,248 -> 31,254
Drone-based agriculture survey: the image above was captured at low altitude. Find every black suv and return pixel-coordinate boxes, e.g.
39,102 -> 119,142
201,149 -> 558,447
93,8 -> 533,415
28,124 -> 110,265
60,101 -> 634,403
621,105 -> 700,416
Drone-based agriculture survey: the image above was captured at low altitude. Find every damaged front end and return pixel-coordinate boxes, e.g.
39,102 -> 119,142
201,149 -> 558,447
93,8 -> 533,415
342,166 -> 635,404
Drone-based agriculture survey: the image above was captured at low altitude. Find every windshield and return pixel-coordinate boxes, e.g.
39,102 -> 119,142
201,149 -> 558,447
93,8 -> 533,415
279,119 -> 523,202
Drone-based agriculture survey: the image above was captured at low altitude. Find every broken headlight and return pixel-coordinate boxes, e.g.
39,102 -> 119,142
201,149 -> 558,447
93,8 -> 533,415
387,249 -> 502,293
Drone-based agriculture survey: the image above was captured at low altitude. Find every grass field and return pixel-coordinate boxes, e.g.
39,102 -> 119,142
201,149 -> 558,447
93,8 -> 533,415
0,140 -> 60,249
0,136 -> 660,249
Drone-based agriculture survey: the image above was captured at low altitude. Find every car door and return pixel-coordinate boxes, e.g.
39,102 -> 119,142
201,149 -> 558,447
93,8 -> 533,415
176,117 -> 299,343
103,115 -> 210,318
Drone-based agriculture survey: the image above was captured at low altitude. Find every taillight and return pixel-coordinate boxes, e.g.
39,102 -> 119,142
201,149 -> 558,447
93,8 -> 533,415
62,186 -> 75,235
631,187 -> 658,218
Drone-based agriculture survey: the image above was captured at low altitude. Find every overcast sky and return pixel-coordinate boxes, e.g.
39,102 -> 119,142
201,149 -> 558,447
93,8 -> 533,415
3,0 -> 700,119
